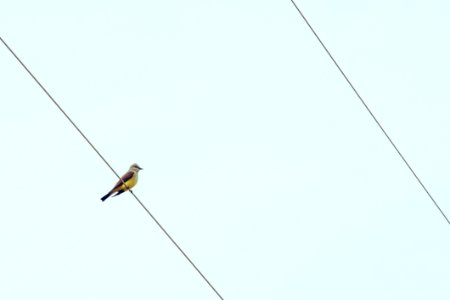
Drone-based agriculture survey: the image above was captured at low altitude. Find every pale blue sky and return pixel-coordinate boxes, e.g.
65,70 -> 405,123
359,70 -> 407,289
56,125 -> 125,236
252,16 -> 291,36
1,1 -> 450,299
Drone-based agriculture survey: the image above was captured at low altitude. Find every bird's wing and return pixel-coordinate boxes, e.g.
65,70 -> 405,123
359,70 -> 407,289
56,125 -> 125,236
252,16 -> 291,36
111,171 -> 135,191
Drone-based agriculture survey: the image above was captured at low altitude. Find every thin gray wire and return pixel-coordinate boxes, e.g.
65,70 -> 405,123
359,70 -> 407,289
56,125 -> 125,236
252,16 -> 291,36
0,36 -> 224,299
289,0 -> 450,224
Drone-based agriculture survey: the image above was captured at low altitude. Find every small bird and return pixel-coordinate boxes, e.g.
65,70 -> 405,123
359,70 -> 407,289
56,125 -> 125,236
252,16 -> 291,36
101,163 -> 143,201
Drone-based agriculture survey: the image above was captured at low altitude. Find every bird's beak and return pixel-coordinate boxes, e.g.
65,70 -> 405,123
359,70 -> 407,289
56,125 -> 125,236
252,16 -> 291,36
139,167 -> 143,170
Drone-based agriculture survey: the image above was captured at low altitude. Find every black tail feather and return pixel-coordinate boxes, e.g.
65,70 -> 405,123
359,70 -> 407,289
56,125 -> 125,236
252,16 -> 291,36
112,190 -> 125,197
101,191 -> 112,201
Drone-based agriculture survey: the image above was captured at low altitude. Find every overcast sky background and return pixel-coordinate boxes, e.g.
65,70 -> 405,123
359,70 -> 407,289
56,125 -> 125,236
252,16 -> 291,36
1,0 -> 450,299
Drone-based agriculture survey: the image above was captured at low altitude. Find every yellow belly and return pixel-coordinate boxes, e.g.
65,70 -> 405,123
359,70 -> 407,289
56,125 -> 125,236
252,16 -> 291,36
116,174 -> 138,192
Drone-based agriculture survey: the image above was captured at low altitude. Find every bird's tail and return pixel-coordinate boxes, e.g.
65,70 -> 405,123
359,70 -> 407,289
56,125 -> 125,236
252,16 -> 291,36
101,191 -> 113,201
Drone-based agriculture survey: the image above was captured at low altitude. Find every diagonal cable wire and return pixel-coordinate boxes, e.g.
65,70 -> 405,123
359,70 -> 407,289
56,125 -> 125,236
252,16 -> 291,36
289,0 -> 450,224
0,36 -> 224,299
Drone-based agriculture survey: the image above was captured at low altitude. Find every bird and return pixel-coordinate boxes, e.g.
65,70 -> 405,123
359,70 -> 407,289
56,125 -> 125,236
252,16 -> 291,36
101,163 -> 143,201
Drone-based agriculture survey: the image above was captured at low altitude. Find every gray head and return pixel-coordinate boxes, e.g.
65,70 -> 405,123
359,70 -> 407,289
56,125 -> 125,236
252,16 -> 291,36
129,163 -> 143,172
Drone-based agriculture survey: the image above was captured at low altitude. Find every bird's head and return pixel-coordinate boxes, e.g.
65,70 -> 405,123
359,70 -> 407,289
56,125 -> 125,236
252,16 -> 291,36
130,163 -> 143,172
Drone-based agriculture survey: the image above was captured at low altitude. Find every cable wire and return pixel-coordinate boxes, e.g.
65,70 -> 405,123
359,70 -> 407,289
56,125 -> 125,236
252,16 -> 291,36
0,36 -> 224,299
289,0 -> 450,224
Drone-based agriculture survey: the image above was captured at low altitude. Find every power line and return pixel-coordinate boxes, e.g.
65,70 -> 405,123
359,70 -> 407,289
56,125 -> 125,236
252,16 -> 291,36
289,0 -> 450,224
0,36 -> 224,299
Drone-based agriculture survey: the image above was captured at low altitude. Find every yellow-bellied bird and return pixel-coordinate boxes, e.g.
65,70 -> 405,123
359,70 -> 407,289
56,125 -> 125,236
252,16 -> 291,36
101,163 -> 143,201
